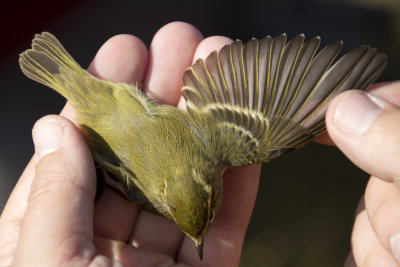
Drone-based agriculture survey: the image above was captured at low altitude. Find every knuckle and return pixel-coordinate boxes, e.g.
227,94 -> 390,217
57,234 -> 95,267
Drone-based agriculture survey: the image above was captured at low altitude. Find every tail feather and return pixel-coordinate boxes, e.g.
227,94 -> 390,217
19,49 -> 61,88
20,32 -> 157,120
19,32 -> 89,105
31,32 -> 77,66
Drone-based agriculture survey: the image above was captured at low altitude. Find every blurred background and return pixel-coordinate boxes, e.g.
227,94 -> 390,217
1,0 -> 399,266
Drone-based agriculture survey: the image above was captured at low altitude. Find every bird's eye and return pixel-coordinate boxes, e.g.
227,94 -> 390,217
209,209 -> 215,223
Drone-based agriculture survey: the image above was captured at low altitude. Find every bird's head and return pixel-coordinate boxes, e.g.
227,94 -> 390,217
162,166 -> 223,260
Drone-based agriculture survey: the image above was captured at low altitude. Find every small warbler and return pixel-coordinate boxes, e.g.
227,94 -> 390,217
19,32 -> 386,260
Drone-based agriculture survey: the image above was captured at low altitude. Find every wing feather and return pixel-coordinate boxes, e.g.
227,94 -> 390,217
182,34 -> 387,166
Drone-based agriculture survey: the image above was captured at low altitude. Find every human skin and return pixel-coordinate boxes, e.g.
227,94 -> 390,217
1,21 -> 399,266
325,82 -> 400,267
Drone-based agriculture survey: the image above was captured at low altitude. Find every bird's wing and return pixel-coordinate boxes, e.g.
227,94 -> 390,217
182,34 -> 387,166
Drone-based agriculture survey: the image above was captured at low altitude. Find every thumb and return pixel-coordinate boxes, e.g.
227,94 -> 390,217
326,90 -> 400,184
12,115 -> 97,266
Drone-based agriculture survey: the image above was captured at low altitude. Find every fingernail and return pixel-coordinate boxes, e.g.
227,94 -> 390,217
390,234 -> 400,262
32,117 -> 64,161
333,92 -> 383,135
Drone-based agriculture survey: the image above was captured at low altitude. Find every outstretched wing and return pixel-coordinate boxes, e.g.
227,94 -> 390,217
182,34 -> 387,166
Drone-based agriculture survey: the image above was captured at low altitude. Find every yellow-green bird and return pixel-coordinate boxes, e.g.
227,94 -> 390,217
19,32 -> 387,260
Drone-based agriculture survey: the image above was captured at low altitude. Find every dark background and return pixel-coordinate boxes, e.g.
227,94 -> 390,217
1,0 -> 399,266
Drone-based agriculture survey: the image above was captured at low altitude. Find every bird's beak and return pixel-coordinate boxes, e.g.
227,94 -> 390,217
196,240 -> 204,261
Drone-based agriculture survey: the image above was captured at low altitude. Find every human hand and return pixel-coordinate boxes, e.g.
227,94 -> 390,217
322,81 -> 400,266
0,22 -> 260,266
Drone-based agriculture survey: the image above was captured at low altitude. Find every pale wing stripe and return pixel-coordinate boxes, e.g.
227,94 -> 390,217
251,40 -> 261,134
182,86 -> 205,111
205,51 -> 226,104
218,45 -> 236,106
266,34 -> 287,118
286,41 -> 342,120
299,47 -> 375,129
216,46 -> 238,123
278,65 -> 350,140
243,39 -> 258,111
215,51 -> 230,104
240,42 -> 249,110
199,59 -> 220,104
230,41 -> 244,107
240,41 -> 250,110
203,52 -> 226,119
263,118 -> 311,149
272,123 -> 312,147
238,42 -> 252,132
254,40 -> 260,111
257,36 -> 273,113
295,45 -> 370,127
308,120 -> 326,136
243,39 -> 262,131
214,51 -> 231,122
266,36 -> 306,140
270,35 -> 305,117
229,42 -> 245,126
280,37 -> 320,118
302,48 -> 387,130
295,46 -> 380,131
190,62 -> 217,105
185,65 -> 210,104
183,68 -> 209,108
261,37 -> 275,114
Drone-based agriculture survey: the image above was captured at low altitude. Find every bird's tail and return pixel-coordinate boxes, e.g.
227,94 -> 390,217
19,32 -> 100,108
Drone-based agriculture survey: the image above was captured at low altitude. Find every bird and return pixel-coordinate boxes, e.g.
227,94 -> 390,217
19,32 -> 387,260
